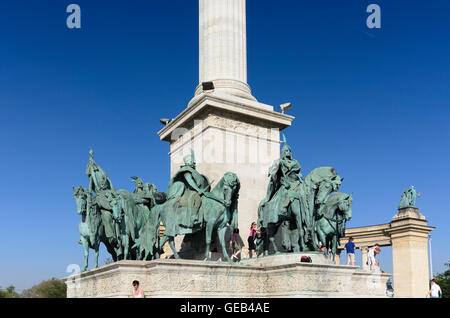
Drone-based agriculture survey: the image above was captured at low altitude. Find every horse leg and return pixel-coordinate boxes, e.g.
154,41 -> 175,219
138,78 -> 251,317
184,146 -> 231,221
94,241 -> 100,268
268,224 -> 280,255
81,236 -> 89,272
168,236 -> 180,259
123,235 -> 130,260
129,239 -> 137,260
104,240 -> 117,262
291,200 -> 306,251
102,238 -> 117,262
291,225 -> 300,253
159,235 -> 169,254
204,219 -> 215,261
316,223 -> 327,252
312,230 -> 320,251
331,235 -> 337,264
217,225 -> 231,263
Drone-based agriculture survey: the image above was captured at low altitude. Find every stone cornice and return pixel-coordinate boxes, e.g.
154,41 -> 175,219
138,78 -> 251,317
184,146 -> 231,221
158,93 -> 295,142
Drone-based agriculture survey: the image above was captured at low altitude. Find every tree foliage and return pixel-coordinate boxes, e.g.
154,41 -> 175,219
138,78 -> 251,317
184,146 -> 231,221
0,285 -> 20,298
433,261 -> 450,298
21,278 -> 67,298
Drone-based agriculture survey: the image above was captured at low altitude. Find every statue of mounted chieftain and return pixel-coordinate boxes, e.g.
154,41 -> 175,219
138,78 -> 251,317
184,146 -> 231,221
73,149 -> 166,271
73,148 -> 240,270
156,149 -> 240,262
256,135 -> 353,263
72,135 -> 353,270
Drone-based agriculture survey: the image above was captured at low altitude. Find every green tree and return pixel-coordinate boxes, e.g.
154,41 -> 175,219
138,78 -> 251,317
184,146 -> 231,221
21,278 -> 67,298
0,285 -> 20,298
433,261 -> 450,298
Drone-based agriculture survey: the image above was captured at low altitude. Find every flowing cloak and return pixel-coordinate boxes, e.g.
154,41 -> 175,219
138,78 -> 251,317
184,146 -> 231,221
160,166 -> 210,236
258,157 -> 302,227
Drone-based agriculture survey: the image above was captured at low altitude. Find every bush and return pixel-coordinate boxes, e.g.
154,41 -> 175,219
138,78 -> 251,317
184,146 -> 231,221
21,278 -> 67,298
0,285 -> 20,298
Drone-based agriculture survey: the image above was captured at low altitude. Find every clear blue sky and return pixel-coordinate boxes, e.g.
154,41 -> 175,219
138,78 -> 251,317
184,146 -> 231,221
0,0 -> 449,291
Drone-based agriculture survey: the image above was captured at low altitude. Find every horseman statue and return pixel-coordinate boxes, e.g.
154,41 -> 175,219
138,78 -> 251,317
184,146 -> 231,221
73,135 -> 352,268
156,149 -> 240,262
131,177 -> 167,260
75,149 -> 167,267
258,134 -> 311,253
84,149 -> 121,254
160,149 -> 211,238
257,135 -> 346,256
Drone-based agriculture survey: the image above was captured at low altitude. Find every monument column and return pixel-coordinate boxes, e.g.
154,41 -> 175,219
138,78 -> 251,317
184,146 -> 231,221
386,207 -> 434,297
159,0 -> 294,254
196,0 -> 255,100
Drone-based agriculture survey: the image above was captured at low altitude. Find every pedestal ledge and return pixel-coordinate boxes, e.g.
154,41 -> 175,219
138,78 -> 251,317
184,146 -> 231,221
392,207 -> 425,221
65,257 -> 391,298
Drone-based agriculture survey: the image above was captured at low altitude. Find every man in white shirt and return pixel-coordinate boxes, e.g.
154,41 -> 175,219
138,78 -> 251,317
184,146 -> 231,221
367,244 -> 380,271
427,279 -> 442,298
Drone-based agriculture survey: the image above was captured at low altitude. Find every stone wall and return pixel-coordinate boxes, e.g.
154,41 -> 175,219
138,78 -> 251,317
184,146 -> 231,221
65,255 -> 391,298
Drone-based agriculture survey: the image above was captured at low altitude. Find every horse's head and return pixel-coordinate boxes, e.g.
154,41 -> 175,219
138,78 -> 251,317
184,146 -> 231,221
316,175 -> 342,204
222,172 -> 240,201
338,193 -> 353,221
144,182 -> 167,205
109,192 -> 122,222
305,167 -> 343,205
73,186 -> 88,215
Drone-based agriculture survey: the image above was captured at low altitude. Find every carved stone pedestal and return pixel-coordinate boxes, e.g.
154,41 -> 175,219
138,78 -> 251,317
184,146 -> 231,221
65,255 -> 391,298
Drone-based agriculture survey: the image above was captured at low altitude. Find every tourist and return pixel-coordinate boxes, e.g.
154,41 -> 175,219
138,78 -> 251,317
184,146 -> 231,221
131,280 -> 144,298
373,259 -> 381,273
367,244 -> 380,271
230,228 -> 242,261
247,222 -> 261,258
427,279 -> 442,298
344,237 -> 356,266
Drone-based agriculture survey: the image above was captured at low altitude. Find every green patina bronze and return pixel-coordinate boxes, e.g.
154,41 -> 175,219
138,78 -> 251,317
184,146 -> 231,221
315,192 -> 353,262
73,149 -> 166,270
398,186 -> 418,208
256,135 -> 349,260
156,150 -> 240,262
73,149 -> 239,268
72,185 -> 117,271
73,134 -> 352,268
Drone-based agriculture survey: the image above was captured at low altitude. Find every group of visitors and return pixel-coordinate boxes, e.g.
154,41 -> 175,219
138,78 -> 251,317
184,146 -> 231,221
344,238 -> 381,272
230,222 -> 261,261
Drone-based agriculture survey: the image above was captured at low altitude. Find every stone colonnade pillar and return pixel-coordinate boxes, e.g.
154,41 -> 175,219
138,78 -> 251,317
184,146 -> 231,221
361,247 -> 369,270
387,207 -> 434,298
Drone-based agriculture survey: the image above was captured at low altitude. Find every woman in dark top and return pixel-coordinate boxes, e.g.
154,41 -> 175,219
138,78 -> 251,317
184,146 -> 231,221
247,222 -> 261,258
